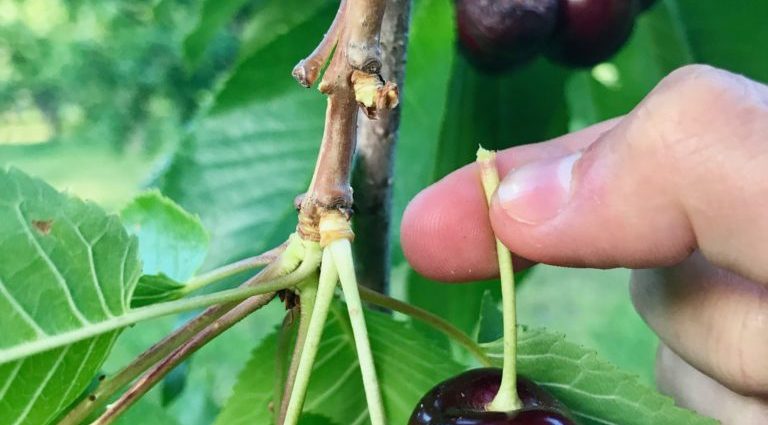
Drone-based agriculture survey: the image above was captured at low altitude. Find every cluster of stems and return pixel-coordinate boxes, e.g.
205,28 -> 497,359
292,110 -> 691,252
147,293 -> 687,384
281,214 -> 386,425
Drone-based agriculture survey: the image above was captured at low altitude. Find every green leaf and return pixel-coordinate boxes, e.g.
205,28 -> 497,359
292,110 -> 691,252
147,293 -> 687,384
122,190 -> 209,282
237,0 -> 333,62
121,190 -> 208,307
183,0 -> 254,67
297,413 -> 341,425
116,397 -> 182,425
517,266 -> 656,385
161,3 -> 337,269
434,56 -> 571,176
0,168 -> 141,425
130,274 -> 186,308
476,291 -> 503,344
675,0 -> 768,82
391,0 -> 457,247
482,328 -> 718,425
565,2 -> 692,129
215,305 -> 464,425
407,272 -> 501,339
161,360 -> 190,406
0,169 -> 274,370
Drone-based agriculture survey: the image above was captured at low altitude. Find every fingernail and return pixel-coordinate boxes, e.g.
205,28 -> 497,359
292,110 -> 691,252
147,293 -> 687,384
496,152 -> 581,224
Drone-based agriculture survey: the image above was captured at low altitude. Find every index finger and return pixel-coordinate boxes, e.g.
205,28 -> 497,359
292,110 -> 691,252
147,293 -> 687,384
400,118 -> 618,282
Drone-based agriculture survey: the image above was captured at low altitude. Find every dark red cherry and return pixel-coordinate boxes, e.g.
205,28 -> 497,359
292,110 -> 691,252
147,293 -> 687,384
409,368 -> 576,424
545,0 -> 637,67
456,0 -> 559,73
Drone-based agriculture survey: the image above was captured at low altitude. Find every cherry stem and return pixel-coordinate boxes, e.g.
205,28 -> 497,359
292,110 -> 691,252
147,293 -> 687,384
277,278 -> 319,424
330,238 -> 387,425
477,147 -> 523,412
274,309 -> 297,425
179,244 -> 285,296
357,285 -> 492,367
282,248 -> 339,425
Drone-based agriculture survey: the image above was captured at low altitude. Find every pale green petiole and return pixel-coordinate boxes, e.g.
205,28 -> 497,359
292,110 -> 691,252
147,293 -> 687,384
179,247 -> 282,296
0,258 -> 315,365
330,238 -> 387,425
275,274 -> 319,425
282,247 -> 339,425
281,211 -> 386,425
478,147 -> 523,413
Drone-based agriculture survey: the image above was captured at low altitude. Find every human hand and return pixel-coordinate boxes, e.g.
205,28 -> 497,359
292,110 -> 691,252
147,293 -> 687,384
400,65 -> 768,424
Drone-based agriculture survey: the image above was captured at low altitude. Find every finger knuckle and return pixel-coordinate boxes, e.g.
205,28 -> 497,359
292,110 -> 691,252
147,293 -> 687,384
628,65 -> 768,171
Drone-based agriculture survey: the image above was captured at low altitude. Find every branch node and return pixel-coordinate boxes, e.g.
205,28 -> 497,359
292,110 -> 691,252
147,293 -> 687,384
291,61 -> 317,88
352,70 -> 399,119
318,80 -> 333,94
297,198 -> 353,244
347,43 -> 382,74
319,211 -> 354,247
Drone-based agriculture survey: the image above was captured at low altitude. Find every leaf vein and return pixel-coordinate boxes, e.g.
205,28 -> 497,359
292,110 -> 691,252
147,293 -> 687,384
0,359 -> 24,400
14,204 -> 91,325
56,336 -> 99,412
12,345 -> 70,425
67,218 -> 116,318
305,360 -> 359,409
0,276 -> 47,338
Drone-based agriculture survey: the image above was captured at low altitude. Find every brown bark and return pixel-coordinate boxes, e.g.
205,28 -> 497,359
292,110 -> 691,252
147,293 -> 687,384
292,1 -> 347,88
295,0 -> 399,245
352,0 -> 412,293
345,0 -> 387,72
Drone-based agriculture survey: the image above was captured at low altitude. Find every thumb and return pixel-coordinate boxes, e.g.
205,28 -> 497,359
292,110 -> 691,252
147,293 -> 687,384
490,65 -> 768,281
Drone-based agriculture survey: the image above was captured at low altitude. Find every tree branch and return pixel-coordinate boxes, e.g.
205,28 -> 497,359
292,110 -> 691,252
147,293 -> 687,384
59,243 -> 299,425
292,0 -> 347,88
352,0 -> 412,292
345,0 -> 387,72
295,0 -> 397,243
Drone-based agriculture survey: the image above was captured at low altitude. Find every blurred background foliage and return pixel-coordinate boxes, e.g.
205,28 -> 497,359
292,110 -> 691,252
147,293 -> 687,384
1,0 -> 766,422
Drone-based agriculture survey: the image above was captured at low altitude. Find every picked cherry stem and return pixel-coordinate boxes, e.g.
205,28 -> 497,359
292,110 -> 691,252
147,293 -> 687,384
477,147 -> 523,412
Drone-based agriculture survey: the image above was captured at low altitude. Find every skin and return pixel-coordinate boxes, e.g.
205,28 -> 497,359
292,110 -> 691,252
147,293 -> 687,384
401,64 -> 768,424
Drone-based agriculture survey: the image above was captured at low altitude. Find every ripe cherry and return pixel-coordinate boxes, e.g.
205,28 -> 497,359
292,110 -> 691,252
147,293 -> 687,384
456,0 -> 559,72
546,0 -> 637,67
409,368 -> 576,424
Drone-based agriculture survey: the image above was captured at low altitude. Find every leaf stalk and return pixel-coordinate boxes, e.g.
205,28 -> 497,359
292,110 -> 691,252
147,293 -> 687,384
57,238 -> 314,425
